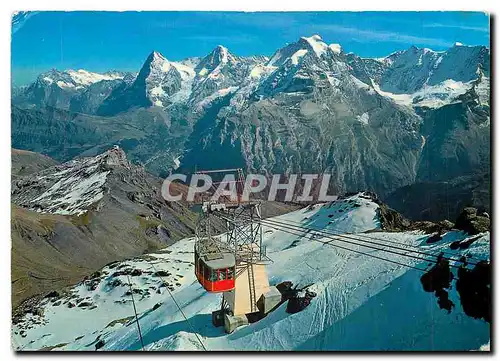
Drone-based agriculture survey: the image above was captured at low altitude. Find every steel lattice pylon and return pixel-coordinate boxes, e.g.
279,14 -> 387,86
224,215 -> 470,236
196,202 -> 270,266
192,168 -> 271,315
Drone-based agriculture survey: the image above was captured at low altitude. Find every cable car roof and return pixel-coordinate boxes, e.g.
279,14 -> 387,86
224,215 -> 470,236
202,252 -> 235,269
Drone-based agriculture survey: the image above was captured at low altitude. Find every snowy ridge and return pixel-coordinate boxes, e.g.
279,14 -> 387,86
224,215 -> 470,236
66,70 -> 124,87
344,42 -> 490,110
41,69 -> 125,90
12,193 -> 490,351
12,147 -> 129,216
371,79 -> 472,108
301,35 -> 329,58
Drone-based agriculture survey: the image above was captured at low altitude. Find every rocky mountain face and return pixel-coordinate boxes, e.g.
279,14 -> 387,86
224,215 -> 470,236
11,105 -> 191,175
11,147 -> 197,307
385,172 -> 490,222
97,51 -> 194,115
11,35 -> 490,211
416,81 -> 490,183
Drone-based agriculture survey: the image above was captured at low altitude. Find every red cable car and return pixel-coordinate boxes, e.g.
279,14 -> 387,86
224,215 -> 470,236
194,251 -> 236,292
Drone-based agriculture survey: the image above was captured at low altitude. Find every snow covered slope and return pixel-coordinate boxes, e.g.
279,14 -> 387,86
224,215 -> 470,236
12,193 -> 490,351
371,79 -> 473,108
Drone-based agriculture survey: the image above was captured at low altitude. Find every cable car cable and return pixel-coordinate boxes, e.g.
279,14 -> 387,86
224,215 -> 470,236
233,213 -> 487,267
342,229 -> 486,262
253,217 -> 447,268
262,213 -> 486,262
242,218 -> 429,272
257,217 -> 478,269
126,274 -> 145,351
218,211 -> 433,270
146,261 -> 208,351
233,214 -> 478,269
260,217 -> 484,266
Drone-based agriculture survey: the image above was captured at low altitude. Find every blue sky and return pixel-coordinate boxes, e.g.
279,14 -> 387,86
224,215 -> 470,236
11,11 -> 490,85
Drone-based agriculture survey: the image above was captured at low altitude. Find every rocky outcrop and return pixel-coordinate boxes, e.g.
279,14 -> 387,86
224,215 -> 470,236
385,173 -> 490,222
376,203 -> 412,232
454,207 -> 490,235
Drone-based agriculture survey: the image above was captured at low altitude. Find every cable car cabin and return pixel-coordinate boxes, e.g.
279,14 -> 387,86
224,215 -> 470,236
195,251 -> 236,292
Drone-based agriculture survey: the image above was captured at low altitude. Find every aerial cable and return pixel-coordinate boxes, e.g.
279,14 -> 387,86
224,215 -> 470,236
255,217 -> 451,267
126,274 -> 145,351
219,211 -> 432,270
146,261 -> 208,351
257,217 -> 478,269
264,214 -> 486,262
246,218 -> 430,272
233,213 -> 479,269
260,216 -> 485,266
234,212 -> 486,266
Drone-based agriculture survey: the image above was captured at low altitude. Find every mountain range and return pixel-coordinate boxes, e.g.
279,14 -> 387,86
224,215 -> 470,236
12,35 -> 491,218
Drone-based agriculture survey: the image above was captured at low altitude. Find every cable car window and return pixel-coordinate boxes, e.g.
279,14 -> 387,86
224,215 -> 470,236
204,264 -> 210,280
209,269 -> 218,282
227,268 -> 234,280
218,269 -> 227,281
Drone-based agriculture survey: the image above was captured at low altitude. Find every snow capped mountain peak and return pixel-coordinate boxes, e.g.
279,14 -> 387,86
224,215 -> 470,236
36,69 -> 68,85
300,34 -> 329,58
267,35 -> 323,67
214,45 -> 229,56
328,43 -> 342,54
346,40 -> 490,109
132,51 -> 186,107
18,37 -> 489,117
195,45 -> 238,77
148,50 -> 167,62
454,42 -> 464,47
212,45 -> 235,62
267,34 -> 340,69
136,52 -> 174,80
143,50 -> 172,73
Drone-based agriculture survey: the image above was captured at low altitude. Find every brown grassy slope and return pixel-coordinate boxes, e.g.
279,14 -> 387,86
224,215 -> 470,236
11,148 -> 58,178
11,205 -> 92,308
